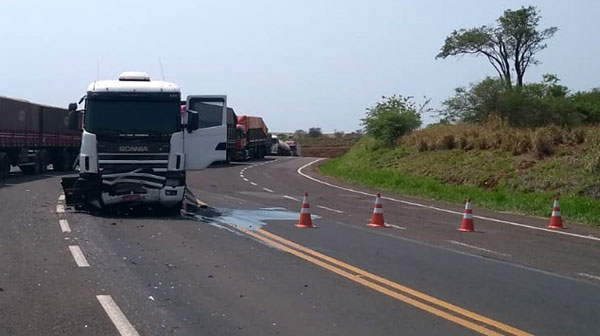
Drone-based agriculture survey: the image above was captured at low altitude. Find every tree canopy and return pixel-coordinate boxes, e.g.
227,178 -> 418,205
362,95 -> 424,146
436,6 -> 557,88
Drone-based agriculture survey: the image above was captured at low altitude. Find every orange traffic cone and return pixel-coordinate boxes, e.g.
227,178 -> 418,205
296,192 -> 315,228
367,193 -> 386,227
458,198 -> 475,232
548,194 -> 564,229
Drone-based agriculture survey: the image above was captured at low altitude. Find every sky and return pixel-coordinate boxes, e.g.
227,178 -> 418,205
1,0 -> 599,132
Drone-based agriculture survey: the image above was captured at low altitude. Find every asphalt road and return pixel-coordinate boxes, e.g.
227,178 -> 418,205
1,157 -> 599,335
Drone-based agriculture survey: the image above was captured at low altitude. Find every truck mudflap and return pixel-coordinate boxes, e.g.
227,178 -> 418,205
60,175 -> 100,207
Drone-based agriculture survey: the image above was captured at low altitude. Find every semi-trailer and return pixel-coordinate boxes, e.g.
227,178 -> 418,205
225,107 -> 238,163
61,72 -> 228,212
0,96 -> 81,179
233,115 -> 269,160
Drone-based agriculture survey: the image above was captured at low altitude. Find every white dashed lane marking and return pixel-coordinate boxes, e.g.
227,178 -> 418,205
96,295 -> 141,336
388,224 -> 407,230
317,205 -> 344,214
283,195 -> 301,202
263,188 -> 274,193
58,194 -> 65,201
447,240 -> 511,257
68,245 -> 90,267
56,204 -> 65,213
59,219 -> 71,233
578,272 -> 600,281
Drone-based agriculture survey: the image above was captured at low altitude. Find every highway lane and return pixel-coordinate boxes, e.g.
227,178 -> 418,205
238,157 -> 600,279
1,170 -> 469,335
188,157 -> 600,335
0,172 -> 115,335
1,158 -> 599,335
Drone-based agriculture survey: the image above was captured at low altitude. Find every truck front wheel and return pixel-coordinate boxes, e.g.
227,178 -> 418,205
163,202 -> 182,216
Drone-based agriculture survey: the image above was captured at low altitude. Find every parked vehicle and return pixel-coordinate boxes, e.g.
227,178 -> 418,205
285,140 -> 301,156
61,72 -> 228,212
0,96 -> 81,179
271,135 -> 291,156
233,115 -> 269,160
226,107 -> 238,163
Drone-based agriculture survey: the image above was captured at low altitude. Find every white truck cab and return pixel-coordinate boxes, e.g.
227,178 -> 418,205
62,72 -> 227,212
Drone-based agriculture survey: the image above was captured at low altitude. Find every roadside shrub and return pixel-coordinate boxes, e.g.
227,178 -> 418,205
584,146 -> 600,173
565,128 -> 586,145
532,129 -> 555,158
402,122 -> 596,158
438,134 -> 456,150
476,137 -> 490,150
513,134 -> 532,155
458,135 -> 470,150
362,95 -> 424,146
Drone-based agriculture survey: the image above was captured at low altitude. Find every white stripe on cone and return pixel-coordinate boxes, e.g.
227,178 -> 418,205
552,211 -> 561,217
301,207 -> 311,214
463,213 -> 473,219
373,208 -> 383,214
465,202 -> 472,210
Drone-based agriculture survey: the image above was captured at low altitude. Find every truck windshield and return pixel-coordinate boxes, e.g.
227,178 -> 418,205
85,99 -> 180,134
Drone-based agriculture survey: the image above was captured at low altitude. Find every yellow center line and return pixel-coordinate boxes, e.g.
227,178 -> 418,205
238,228 -> 503,335
246,228 -> 534,336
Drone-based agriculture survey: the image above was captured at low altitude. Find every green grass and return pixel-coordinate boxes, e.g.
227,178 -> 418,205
319,137 -> 600,226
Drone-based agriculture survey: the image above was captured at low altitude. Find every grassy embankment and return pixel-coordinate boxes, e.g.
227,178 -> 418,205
319,122 -> 600,226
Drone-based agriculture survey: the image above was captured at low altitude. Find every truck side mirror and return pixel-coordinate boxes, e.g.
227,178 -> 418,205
68,103 -> 78,111
68,111 -> 79,130
187,111 -> 200,132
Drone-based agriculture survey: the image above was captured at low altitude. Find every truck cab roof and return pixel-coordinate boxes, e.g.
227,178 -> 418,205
87,72 -> 180,93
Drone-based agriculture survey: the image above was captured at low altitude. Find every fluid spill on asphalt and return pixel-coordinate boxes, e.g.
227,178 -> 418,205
189,206 -> 318,231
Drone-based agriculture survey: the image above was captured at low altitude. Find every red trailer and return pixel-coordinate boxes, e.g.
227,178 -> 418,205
0,96 -> 80,179
234,115 -> 269,160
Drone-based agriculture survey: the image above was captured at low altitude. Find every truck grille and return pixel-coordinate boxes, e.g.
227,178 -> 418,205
97,140 -> 171,190
99,153 -> 168,189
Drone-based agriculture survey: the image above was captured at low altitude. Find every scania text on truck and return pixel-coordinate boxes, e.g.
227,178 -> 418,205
61,72 -> 228,212
0,96 -> 80,179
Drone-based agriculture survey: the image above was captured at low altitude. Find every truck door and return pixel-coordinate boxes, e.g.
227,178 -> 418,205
184,95 -> 227,170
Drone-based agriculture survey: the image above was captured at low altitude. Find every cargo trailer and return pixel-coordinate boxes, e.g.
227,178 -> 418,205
234,115 -> 269,160
0,96 -> 81,179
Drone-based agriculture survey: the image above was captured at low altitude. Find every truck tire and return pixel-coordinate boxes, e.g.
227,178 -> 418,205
0,153 -> 8,180
163,202 -> 182,216
38,151 -> 48,173
22,151 -> 45,175
53,150 -> 73,172
20,165 -> 35,175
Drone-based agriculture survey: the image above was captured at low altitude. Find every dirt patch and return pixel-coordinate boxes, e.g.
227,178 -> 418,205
518,160 -> 536,170
302,146 -> 351,158
581,184 -> 600,200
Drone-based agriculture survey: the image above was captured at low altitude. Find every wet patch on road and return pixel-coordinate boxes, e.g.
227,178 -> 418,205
189,205 -> 321,232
